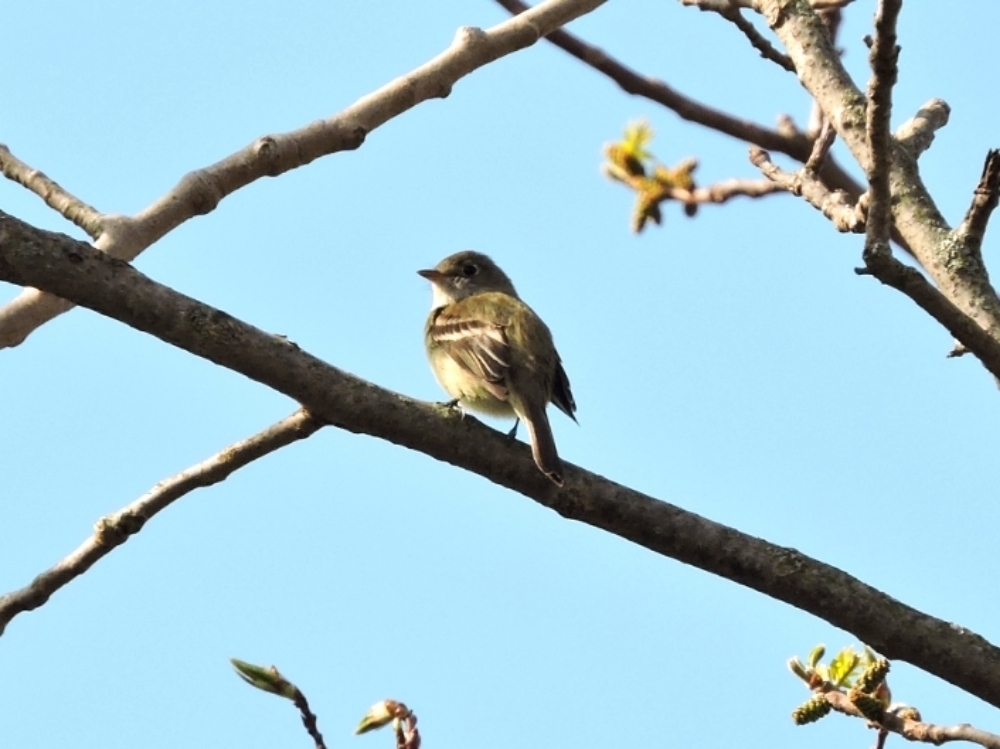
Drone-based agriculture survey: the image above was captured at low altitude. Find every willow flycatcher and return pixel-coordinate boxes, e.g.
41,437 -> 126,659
419,251 -> 577,485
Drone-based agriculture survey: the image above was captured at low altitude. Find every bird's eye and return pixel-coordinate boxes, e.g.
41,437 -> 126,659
461,263 -> 478,277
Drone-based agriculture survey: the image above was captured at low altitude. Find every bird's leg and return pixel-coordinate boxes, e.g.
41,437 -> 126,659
440,398 -> 465,419
507,418 -> 520,439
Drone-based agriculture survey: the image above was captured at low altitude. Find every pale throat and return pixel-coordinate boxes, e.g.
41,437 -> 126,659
429,283 -> 459,309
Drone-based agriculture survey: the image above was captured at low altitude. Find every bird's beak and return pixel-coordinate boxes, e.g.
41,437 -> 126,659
417,269 -> 445,282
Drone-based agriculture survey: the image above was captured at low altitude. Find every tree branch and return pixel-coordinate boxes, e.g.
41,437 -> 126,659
804,118 -> 836,172
604,161 -> 787,232
750,146 -> 864,233
686,177 -> 786,203
0,0 -> 607,350
861,0 -> 901,265
493,0 -> 861,191
820,690 -> 1000,749
749,143 -> 1000,377
0,144 -> 103,238
956,149 -> 1000,261
853,253 -> 1000,378
679,0 -> 795,72
895,98 -> 950,157
754,0 -> 1000,374
0,407 -> 323,634
5,211 -> 1000,708
493,0 -> 916,257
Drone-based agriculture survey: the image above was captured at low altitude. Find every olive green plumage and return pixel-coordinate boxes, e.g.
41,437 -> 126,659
419,251 -> 576,485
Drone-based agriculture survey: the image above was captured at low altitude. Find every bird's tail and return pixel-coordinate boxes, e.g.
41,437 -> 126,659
523,405 -> 564,486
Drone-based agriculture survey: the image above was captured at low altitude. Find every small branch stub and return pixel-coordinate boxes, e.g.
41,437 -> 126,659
0,144 -> 103,237
956,149 -> 1000,259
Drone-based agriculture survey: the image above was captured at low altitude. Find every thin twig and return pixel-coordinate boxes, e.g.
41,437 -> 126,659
232,660 -> 329,749
727,11 -> 794,71
492,0 -> 872,229
0,0 -> 607,349
495,0 -> 810,153
681,0 -> 795,72
811,0 -> 856,8
736,0 -> 858,7
955,149 -> 1000,260
678,1 -> 856,19
688,178 -> 785,203
0,145 -> 103,238
605,166 -> 787,231
947,340 -> 969,359
750,146 -> 864,232
756,0 -> 1000,375
820,691 -> 1000,749
0,408 -> 324,633
292,687 -> 328,749
805,119 -> 837,172
678,0 -> 745,9
861,0 -> 902,265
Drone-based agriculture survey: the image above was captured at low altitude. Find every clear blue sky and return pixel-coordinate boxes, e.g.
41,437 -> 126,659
3,2 -> 999,747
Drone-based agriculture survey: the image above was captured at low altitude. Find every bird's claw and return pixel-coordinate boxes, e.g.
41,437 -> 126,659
507,418 -> 520,439
441,399 -> 465,418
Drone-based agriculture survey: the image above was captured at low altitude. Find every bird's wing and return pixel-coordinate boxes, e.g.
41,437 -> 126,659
428,311 -> 511,400
551,359 -> 577,422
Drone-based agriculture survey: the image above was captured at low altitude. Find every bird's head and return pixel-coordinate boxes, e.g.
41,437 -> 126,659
418,251 -> 519,307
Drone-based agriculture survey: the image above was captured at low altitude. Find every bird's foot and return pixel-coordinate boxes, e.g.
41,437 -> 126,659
506,418 -> 520,439
440,398 -> 465,418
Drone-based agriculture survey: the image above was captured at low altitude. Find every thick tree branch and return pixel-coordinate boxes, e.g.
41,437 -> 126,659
0,145 -> 103,238
4,213 -> 1000,709
0,408 -> 323,634
805,9 -> 843,138
754,0 -> 1000,372
749,146 -> 1000,373
0,0 -> 607,350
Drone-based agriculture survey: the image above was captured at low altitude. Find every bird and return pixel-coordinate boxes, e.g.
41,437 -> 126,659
418,250 -> 577,485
